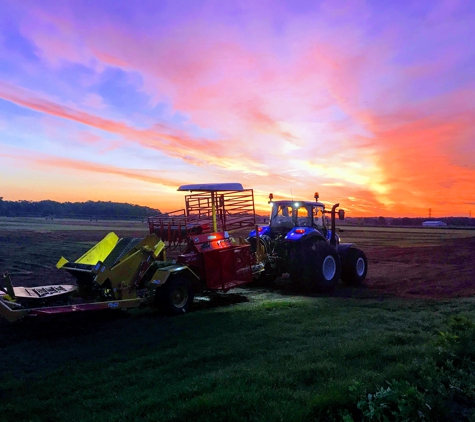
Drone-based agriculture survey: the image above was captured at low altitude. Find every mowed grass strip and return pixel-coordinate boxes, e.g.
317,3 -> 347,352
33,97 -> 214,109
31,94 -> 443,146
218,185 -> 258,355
339,226 -> 475,248
2,297 -> 475,422
0,217 -> 149,233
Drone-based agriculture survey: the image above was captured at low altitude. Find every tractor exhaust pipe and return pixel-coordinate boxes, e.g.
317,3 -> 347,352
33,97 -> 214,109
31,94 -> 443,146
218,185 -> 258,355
330,203 -> 339,247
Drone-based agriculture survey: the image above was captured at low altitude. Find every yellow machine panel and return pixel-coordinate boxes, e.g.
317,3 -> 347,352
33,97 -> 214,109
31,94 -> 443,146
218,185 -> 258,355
56,232 -> 120,269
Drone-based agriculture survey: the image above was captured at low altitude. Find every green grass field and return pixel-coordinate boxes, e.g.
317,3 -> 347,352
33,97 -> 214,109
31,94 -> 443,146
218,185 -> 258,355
1,221 -> 475,421
2,298 -> 475,421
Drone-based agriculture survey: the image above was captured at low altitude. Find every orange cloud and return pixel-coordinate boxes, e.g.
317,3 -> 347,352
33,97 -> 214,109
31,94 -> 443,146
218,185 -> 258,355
358,104 -> 475,216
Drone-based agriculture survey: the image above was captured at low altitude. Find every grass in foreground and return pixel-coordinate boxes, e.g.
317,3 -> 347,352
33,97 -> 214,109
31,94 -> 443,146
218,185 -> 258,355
2,296 -> 475,421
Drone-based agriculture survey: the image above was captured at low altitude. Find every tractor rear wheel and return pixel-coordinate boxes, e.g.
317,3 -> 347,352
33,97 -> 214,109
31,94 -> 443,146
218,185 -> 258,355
341,248 -> 367,286
156,276 -> 195,315
289,239 -> 341,291
247,234 -> 271,254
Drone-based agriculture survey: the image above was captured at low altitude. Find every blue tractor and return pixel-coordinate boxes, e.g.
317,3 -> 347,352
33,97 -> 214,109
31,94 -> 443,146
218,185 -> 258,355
248,192 -> 367,291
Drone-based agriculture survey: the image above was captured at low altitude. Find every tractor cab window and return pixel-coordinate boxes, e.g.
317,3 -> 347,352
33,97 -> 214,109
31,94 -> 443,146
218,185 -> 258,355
270,204 -> 295,228
296,206 -> 311,226
313,207 -> 324,227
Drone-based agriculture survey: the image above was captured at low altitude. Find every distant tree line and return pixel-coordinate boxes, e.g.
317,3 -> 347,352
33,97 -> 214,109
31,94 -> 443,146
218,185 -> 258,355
0,198 -> 161,219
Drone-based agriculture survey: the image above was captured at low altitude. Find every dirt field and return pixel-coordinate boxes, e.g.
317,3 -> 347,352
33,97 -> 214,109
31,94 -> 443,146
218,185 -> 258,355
1,217 -> 475,303
363,236 -> 475,299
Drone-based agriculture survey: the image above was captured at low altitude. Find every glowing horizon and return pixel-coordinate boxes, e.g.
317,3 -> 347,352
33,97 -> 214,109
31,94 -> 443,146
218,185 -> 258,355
1,0 -> 474,218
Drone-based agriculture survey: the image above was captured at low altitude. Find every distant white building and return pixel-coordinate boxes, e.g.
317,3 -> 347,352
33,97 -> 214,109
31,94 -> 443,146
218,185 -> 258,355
422,220 -> 447,227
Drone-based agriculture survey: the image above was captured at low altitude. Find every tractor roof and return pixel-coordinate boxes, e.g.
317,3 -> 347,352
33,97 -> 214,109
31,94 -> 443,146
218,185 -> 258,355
178,183 -> 245,192
272,200 -> 326,208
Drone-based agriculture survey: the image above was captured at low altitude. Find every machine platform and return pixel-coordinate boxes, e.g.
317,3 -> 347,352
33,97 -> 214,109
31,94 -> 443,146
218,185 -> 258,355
1,284 -> 77,300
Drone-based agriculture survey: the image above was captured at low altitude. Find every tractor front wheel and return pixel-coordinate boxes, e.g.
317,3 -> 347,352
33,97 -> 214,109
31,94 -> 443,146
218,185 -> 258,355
341,248 -> 367,286
156,276 -> 195,315
289,240 -> 341,292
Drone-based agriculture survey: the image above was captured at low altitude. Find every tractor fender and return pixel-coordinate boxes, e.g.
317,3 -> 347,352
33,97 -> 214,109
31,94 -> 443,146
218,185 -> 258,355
337,243 -> 357,267
248,225 -> 271,238
285,229 -> 326,243
148,265 -> 203,293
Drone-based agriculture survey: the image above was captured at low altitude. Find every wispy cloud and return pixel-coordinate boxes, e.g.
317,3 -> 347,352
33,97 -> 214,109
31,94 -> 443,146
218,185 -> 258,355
0,81 -> 269,176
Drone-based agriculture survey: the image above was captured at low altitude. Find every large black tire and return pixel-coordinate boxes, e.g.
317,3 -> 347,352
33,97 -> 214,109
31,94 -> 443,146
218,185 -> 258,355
288,239 -> 341,291
156,276 -> 195,315
341,248 -> 368,286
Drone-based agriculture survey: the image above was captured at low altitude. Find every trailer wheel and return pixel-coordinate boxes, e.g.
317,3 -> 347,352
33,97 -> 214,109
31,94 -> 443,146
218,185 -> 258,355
157,276 -> 195,315
341,248 -> 367,286
289,240 -> 341,291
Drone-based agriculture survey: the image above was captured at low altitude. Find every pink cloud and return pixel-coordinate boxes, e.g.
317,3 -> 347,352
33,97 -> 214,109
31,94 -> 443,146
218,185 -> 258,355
0,144 -> 181,188
78,131 -> 102,144
82,93 -> 106,110
0,81 -> 271,177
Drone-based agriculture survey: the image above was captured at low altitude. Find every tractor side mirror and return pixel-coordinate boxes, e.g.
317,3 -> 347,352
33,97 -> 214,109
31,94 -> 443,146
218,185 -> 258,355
338,209 -> 345,220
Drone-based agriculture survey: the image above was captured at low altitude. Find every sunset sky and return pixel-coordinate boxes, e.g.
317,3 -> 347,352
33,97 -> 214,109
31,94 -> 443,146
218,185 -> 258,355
1,0 -> 474,217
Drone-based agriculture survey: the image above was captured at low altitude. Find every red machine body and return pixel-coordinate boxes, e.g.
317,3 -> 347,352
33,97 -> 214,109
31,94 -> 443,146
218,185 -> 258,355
176,232 -> 253,291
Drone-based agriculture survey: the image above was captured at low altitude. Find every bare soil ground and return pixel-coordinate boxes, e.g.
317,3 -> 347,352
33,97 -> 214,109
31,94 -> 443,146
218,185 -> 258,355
1,219 -> 474,304
363,237 -> 475,299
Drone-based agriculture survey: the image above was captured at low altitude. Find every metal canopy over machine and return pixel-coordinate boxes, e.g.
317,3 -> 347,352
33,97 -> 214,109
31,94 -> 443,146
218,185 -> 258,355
149,183 -> 255,240
177,183 -> 245,192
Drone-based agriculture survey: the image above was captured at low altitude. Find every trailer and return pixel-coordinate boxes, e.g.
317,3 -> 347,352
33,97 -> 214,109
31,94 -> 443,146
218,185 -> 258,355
0,183 -> 263,322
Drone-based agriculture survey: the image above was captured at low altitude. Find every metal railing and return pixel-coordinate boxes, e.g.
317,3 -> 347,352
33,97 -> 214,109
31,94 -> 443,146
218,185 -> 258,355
147,189 -> 256,247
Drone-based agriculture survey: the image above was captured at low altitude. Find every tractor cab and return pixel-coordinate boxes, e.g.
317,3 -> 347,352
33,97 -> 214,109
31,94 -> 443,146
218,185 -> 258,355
269,201 -> 326,236
249,191 -> 344,247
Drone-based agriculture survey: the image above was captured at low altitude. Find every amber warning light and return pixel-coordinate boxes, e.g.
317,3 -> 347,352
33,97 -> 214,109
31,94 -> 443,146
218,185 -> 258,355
314,192 -> 319,201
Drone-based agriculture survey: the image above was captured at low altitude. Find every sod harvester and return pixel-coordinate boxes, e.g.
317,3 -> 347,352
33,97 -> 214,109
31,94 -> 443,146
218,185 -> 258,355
0,183 -> 264,322
0,183 -> 368,322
